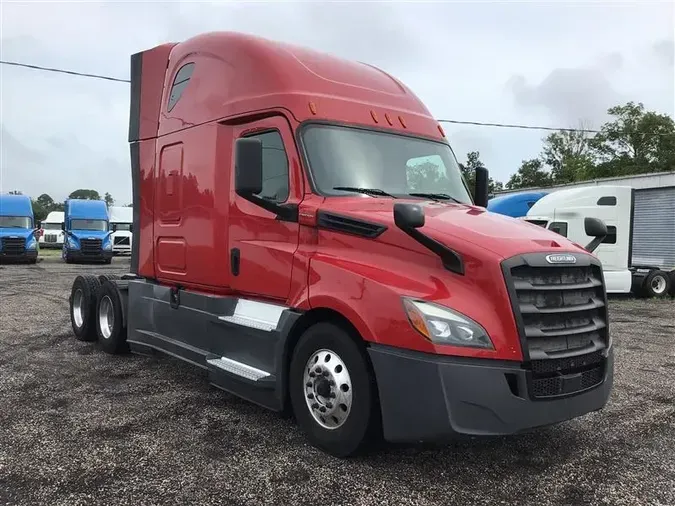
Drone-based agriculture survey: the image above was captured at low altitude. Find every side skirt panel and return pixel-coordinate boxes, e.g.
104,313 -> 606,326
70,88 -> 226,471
125,280 -> 301,411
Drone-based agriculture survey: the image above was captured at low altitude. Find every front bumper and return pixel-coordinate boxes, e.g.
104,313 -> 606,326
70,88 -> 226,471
368,344 -> 614,443
65,248 -> 113,262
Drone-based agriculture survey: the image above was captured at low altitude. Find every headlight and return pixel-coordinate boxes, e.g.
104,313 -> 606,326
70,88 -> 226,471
402,297 -> 493,349
26,238 -> 37,250
67,236 -> 77,248
103,241 -> 112,250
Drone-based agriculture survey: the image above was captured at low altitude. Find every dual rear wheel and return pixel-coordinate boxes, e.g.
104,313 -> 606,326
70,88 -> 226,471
69,274 -> 128,354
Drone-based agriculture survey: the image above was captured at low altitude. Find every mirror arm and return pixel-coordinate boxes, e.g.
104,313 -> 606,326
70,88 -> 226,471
404,227 -> 464,275
237,191 -> 299,223
584,235 -> 605,253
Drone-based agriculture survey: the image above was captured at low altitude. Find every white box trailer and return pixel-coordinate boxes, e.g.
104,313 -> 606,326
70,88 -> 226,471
38,211 -> 65,249
525,186 -> 675,298
108,206 -> 133,255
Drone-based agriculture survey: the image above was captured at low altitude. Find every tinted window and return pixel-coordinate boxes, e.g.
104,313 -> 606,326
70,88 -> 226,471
114,223 -> 132,231
167,63 -> 195,112
597,196 -> 617,206
71,219 -> 108,231
0,216 -> 31,228
548,221 -> 568,237
246,131 -> 289,203
525,219 -> 548,228
43,222 -> 61,230
603,225 -> 617,244
301,125 -> 472,204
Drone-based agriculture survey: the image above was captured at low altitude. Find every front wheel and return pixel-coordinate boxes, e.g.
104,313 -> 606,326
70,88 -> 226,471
289,322 -> 379,458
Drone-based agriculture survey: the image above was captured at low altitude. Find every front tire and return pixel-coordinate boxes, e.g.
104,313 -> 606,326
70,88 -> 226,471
289,322 -> 379,458
69,275 -> 101,341
95,280 -> 128,354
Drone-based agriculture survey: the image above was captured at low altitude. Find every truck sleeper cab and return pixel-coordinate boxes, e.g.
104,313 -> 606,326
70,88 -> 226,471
62,199 -> 113,264
524,186 -> 675,298
0,193 -> 39,263
67,32 -> 614,457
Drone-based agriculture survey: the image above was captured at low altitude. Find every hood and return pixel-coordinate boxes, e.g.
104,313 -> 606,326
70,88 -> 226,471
319,197 -> 589,260
0,227 -> 34,239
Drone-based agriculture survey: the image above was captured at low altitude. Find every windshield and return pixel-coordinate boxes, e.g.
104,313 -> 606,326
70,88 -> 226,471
71,219 -> 108,231
0,216 -> 32,228
113,223 -> 132,232
43,222 -> 62,230
301,124 -> 473,204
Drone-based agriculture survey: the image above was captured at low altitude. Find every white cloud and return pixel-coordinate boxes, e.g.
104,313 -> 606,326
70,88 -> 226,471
1,0 -> 673,202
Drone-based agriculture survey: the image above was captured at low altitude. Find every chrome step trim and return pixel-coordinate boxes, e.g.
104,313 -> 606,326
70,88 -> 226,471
206,356 -> 271,381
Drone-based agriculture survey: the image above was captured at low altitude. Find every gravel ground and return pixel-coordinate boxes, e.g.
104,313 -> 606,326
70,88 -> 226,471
0,259 -> 674,506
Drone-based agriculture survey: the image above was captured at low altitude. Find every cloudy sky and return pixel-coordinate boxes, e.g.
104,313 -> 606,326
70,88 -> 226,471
1,0 -> 673,204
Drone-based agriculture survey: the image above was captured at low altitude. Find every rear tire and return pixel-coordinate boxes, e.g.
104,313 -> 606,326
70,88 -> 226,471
95,280 -> 128,354
668,270 -> 675,297
289,322 -> 379,458
69,275 -> 101,342
641,270 -> 671,298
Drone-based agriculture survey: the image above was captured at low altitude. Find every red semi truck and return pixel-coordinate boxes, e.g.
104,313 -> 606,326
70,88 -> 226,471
68,31 -> 614,457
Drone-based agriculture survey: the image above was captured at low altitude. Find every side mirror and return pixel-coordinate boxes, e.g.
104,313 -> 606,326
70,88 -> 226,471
111,223 -> 118,233
35,220 -> 41,229
474,167 -> 489,208
129,224 -> 134,233
584,217 -> 607,253
235,137 -> 263,196
61,222 -> 65,231
394,203 -> 425,229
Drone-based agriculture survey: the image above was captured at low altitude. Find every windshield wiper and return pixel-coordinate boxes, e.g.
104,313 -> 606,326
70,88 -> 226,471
408,192 -> 462,204
333,186 -> 397,198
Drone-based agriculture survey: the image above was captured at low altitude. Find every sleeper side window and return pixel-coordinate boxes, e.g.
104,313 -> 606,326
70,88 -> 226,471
603,225 -> 617,244
167,63 -> 195,112
245,131 -> 290,203
548,221 -> 568,237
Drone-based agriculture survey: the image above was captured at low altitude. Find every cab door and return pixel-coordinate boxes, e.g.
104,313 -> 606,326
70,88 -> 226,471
228,115 -> 303,301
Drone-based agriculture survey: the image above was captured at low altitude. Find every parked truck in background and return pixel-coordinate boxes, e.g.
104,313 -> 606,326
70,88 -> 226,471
66,31 -> 614,457
61,199 -> 113,264
0,193 -> 39,263
487,191 -> 549,218
525,186 -> 675,298
39,211 -> 65,249
109,206 -> 133,255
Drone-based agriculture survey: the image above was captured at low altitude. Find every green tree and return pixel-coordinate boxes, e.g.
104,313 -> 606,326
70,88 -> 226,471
505,159 -> 552,190
542,126 -> 596,184
36,193 -> 55,209
104,192 -> 114,206
589,101 -> 675,177
68,189 -> 101,200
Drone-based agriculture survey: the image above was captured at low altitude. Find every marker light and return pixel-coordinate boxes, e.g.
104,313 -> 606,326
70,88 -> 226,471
370,110 -> 379,123
402,297 -> 493,349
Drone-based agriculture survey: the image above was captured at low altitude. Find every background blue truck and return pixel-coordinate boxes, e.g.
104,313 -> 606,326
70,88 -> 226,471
61,199 -> 113,264
487,191 -> 549,218
0,193 -> 39,263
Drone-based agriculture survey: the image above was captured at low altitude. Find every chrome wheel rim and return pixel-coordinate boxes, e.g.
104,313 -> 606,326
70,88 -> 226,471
303,349 -> 352,430
98,295 -> 114,339
72,289 -> 84,328
652,276 -> 667,294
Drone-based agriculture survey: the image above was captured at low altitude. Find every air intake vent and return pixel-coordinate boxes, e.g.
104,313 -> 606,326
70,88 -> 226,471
317,211 -> 387,238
